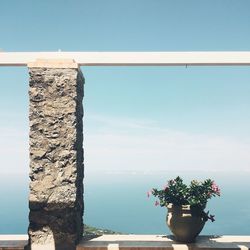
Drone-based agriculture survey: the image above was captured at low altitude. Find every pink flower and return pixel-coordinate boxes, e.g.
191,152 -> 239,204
211,181 -> 221,196
163,185 -> 169,191
147,191 -> 151,198
155,200 -> 160,206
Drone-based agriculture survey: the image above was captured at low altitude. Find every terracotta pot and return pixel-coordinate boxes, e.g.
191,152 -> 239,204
167,204 -> 206,243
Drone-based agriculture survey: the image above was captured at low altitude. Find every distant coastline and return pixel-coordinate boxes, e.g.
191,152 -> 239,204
84,224 -> 121,236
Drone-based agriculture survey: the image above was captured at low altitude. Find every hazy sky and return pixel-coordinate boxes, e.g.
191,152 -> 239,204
1,0 -> 250,178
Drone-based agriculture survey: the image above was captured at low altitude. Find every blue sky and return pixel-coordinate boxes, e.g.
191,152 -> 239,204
1,0 -> 250,178
1,0 -> 250,51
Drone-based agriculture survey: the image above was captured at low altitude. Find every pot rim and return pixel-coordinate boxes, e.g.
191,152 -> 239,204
167,203 -> 191,211
167,203 -> 206,211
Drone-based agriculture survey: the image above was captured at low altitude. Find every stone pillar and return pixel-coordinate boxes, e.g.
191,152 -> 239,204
27,60 -> 84,250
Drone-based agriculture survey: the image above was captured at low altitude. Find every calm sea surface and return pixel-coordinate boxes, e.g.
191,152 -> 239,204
1,170 -> 250,235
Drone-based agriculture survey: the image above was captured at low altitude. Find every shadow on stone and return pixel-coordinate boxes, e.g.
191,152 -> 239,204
25,201 -> 83,250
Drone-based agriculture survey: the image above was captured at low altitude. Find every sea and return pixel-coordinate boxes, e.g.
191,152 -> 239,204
0,170 -> 250,235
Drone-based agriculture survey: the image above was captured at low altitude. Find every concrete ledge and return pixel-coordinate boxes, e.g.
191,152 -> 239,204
27,59 -> 78,68
78,235 -> 250,250
1,235 -> 250,250
0,235 -> 28,250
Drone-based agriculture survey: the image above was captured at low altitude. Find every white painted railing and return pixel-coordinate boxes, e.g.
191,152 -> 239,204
1,52 -> 250,66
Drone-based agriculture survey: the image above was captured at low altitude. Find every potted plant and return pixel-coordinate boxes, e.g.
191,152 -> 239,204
148,176 -> 220,243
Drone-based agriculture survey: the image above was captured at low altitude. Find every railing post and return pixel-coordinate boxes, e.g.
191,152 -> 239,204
27,60 -> 84,250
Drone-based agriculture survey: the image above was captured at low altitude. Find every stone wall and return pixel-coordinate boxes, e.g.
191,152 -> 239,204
28,66 -> 84,250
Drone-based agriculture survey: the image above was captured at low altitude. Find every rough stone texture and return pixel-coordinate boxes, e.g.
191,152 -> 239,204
28,67 -> 84,250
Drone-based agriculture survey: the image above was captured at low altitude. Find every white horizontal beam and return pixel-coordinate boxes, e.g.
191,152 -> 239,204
1,52 -> 250,66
